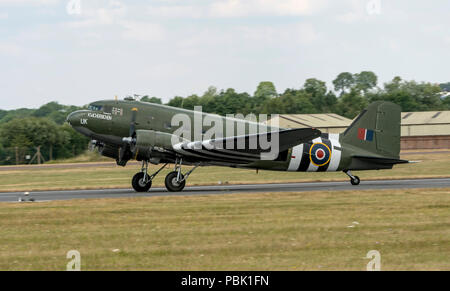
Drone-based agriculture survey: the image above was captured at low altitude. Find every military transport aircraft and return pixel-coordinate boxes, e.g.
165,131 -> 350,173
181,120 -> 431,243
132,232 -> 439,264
67,99 -> 409,192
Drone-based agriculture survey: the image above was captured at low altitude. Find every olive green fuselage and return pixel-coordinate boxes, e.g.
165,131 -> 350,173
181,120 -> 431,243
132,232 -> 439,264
68,99 -> 397,173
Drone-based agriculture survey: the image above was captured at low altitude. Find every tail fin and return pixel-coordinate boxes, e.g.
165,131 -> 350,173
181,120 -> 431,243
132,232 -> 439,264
342,101 -> 401,159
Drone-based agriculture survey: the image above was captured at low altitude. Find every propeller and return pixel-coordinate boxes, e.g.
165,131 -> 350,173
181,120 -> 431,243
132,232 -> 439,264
129,107 -> 138,138
123,107 -> 138,145
116,107 -> 140,165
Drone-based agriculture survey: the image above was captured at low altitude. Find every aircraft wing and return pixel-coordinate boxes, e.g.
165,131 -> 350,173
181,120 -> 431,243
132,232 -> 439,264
172,128 -> 321,163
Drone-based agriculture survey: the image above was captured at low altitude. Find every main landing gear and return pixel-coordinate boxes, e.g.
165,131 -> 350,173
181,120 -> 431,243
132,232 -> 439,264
131,158 -> 199,193
165,158 -> 199,192
132,161 -> 168,192
344,170 -> 361,186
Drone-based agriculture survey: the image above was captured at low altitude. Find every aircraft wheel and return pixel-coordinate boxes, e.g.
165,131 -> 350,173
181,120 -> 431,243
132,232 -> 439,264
350,176 -> 361,186
165,171 -> 186,192
132,172 -> 152,192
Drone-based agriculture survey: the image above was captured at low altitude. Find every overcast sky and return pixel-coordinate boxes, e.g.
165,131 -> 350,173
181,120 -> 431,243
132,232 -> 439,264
0,0 -> 449,110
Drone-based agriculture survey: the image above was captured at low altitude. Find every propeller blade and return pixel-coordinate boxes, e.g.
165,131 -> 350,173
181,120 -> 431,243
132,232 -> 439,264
129,107 -> 138,138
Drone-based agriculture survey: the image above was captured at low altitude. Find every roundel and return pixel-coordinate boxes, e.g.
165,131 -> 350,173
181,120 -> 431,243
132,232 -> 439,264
309,143 -> 331,167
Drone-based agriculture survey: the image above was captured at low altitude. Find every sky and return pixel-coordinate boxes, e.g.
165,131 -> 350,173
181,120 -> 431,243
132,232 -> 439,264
0,0 -> 449,110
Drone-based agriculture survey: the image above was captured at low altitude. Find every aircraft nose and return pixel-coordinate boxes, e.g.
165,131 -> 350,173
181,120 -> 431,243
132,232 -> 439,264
67,111 -> 84,127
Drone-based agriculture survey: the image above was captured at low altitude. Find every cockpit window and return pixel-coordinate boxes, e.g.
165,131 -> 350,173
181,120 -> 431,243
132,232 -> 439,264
88,104 -> 103,111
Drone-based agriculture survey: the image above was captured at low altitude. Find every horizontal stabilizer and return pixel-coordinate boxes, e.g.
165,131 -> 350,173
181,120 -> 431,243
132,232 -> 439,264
353,156 -> 410,165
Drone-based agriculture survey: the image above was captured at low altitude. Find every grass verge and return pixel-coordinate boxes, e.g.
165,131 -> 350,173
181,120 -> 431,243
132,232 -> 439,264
0,188 -> 448,270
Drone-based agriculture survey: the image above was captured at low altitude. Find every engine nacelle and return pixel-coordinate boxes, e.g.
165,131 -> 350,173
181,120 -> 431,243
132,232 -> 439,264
95,142 -> 131,167
98,144 -> 120,160
132,130 -> 185,161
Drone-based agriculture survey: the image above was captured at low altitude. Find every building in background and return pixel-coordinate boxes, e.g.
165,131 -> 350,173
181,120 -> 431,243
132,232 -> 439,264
400,111 -> 450,150
266,111 -> 450,150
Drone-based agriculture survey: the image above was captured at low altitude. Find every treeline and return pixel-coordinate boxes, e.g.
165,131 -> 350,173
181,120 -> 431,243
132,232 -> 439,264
0,102 -> 88,165
157,72 -> 449,118
0,72 -> 448,165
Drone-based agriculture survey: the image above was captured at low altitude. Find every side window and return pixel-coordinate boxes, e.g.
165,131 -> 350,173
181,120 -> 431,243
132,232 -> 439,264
103,105 -> 112,113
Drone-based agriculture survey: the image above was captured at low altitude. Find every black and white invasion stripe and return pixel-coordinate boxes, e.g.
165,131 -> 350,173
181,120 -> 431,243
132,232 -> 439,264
287,134 -> 342,172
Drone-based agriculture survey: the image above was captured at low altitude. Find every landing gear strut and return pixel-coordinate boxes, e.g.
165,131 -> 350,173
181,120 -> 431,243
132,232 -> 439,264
344,170 -> 361,186
165,158 -> 199,192
132,161 -> 168,192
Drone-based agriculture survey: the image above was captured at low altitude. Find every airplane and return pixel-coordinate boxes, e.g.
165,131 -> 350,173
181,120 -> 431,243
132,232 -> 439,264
67,99 -> 409,193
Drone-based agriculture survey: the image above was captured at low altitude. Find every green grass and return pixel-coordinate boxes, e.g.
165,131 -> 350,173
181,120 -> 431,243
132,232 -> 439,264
0,188 -> 448,271
0,151 -> 449,192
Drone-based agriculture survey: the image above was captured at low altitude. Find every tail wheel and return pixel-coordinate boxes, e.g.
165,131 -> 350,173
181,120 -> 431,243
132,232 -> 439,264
350,176 -> 361,186
165,171 -> 186,192
132,172 -> 152,192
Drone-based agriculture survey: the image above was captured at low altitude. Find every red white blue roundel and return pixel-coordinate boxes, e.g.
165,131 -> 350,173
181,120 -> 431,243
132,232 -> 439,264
310,143 -> 331,167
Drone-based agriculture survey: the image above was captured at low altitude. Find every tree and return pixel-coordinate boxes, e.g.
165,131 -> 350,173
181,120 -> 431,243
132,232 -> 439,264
370,77 -> 444,111
443,95 -> 450,109
333,72 -> 355,95
31,102 -> 82,125
252,82 -> 278,114
166,96 -> 184,108
261,89 -> 315,114
33,102 -> 64,117
354,71 -> 378,93
260,96 -> 286,114
384,76 -> 403,92
336,89 -> 368,118
140,96 -> 162,104
303,78 -> 329,111
369,89 -> 419,112
215,89 -> 253,115
323,91 -> 338,113
57,124 -> 90,158
405,81 -> 442,110
0,108 -> 35,124
0,110 -> 7,121
0,117 -> 69,162
0,142 -> 6,164
254,82 -> 277,100
200,86 -> 219,113
440,82 -> 450,92
180,95 -> 201,110
282,89 -> 316,114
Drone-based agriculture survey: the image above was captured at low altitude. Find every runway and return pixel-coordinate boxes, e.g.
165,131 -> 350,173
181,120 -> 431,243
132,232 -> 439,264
1,178 -> 449,203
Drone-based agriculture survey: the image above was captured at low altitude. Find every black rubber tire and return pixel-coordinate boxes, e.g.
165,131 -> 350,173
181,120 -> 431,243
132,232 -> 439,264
132,172 -> 152,192
165,171 -> 186,192
351,176 -> 361,186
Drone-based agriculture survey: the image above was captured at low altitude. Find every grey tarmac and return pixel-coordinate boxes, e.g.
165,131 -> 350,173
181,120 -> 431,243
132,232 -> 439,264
0,178 -> 449,203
